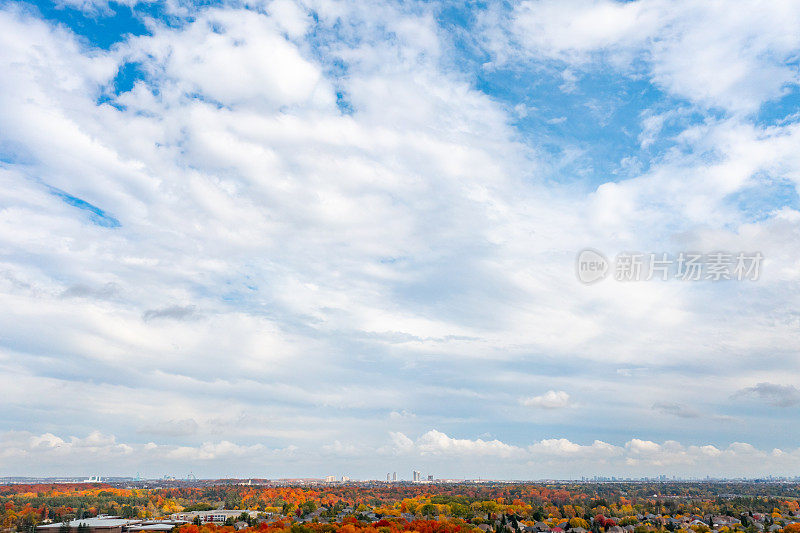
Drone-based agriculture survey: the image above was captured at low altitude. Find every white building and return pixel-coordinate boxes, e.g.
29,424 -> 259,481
170,511 -> 257,523
38,517 -> 184,533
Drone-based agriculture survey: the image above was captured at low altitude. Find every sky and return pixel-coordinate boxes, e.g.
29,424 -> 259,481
1,0 -> 800,481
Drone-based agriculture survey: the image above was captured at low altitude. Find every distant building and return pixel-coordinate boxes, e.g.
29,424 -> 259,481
170,510 -> 257,523
392,472 -> 397,482
427,475 -> 434,481
325,476 -> 335,482
413,471 -> 420,482
39,517 -> 139,533
128,524 -> 185,533
386,473 -> 391,482
341,476 -> 350,482
38,517 -> 184,533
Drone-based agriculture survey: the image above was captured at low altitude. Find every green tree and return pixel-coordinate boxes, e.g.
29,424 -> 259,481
183,504 -> 214,512
420,504 -> 437,518
299,501 -> 317,517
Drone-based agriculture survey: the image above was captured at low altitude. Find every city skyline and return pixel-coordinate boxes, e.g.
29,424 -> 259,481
5,474 -> 800,484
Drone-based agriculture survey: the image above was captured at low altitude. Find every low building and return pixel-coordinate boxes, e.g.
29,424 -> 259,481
128,522 -> 187,533
170,510 -> 258,523
38,517 -> 182,533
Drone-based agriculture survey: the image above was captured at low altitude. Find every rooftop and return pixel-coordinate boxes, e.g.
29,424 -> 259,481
39,518 -> 142,529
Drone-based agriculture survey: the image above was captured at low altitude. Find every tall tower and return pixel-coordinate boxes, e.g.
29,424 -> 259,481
412,470 -> 420,482
392,472 -> 397,481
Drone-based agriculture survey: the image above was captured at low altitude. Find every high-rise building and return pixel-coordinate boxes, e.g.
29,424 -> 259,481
413,470 -> 421,482
386,473 -> 391,482
392,472 -> 397,481
325,476 -> 335,482
341,476 -> 350,482
427,474 -> 434,481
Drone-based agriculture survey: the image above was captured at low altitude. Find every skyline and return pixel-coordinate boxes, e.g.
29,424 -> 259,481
2,0 -> 800,479
4,475 -> 800,483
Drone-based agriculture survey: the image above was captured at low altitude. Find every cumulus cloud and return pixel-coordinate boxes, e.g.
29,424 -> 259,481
0,431 -> 133,463
521,390 -> 571,409
129,8 -> 325,108
381,431 -> 800,477
391,430 -> 526,458
388,431 -> 415,453
389,410 -> 416,420
529,438 -> 620,459
3,427 -> 800,479
0,430 -> 295,476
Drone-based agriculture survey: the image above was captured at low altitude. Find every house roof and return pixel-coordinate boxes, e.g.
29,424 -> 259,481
40,519 -> 142,529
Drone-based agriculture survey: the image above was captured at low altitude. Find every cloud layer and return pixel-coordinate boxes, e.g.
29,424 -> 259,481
4,429 -> 800,479
1,0 -> 800,478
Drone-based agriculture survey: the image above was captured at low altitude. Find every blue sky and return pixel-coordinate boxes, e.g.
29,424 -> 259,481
1,0 -> 800,480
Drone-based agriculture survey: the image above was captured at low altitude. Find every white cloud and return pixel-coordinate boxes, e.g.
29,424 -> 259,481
381,431 -> 800,477
128,9 -> 327,108
0,431 -> 133,463
512,0 -> 655,60
2,0 -> 800,479
267,0 -> 312,39
529,438 -> 620,459
509,0 -> 800,113
164,441 -> 266,461
521,390 -> 571,409
388,431 -> 415,453
391,430 -> 527,458
0,430 -> 299,476
3,425 -> 800,479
